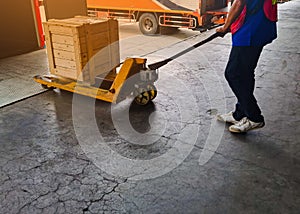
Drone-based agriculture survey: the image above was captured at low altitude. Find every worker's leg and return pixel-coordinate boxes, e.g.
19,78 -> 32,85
224,46 -> 246,121
225,46 -> 264,123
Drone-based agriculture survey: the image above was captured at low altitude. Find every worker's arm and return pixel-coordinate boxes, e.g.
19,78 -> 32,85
216,0 -> 246,34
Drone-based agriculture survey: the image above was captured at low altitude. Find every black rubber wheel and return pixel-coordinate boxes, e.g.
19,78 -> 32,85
147,84 -> 157,100
139,13 -> 159,35
41,84 -> 48,89
134,88 -> 151,105
41,84 -> 55,90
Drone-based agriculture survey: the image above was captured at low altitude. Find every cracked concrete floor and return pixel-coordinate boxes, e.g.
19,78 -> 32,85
0,1 -> 300,213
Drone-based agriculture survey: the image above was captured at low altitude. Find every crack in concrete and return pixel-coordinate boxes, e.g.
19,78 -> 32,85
16,190 -> 51,214
83,178 -> 127,213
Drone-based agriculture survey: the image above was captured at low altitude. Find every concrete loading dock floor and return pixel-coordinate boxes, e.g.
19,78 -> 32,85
0,1 -> 299,213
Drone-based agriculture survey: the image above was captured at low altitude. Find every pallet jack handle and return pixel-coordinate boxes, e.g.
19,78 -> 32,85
148,32 -> 225,70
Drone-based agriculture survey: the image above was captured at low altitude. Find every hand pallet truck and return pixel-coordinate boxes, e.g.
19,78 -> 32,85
34,57 -> 158,105
34,32 -> 222,105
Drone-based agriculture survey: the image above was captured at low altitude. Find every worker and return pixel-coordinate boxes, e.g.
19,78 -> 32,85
215,0 -> 277,133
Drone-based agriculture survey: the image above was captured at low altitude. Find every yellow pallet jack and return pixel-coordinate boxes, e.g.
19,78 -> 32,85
34,32 -> 222,105
34,57 -> 158,105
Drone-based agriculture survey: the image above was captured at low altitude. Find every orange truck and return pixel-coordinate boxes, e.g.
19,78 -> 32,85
87,0 -> 229,35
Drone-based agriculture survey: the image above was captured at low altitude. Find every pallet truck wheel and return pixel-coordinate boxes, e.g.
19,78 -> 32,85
134,88 -> 151,105
41,84 -> 54,90
147,84 -> 157,100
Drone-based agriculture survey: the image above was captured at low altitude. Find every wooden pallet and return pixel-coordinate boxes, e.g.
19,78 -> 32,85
43,16 -> 120,85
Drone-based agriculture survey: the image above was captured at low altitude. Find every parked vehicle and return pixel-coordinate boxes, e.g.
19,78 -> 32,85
87,0 -> 229,35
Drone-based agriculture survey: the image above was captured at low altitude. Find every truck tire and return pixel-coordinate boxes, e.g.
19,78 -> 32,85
139,13 -> 159,35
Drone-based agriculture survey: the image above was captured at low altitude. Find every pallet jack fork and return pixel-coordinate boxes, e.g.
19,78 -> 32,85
34,57 -> 158,105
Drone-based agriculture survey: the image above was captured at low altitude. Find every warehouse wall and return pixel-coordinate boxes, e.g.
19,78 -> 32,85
43,0 -> 87,20
0,0 -> 88,59
0,0 -> 39,59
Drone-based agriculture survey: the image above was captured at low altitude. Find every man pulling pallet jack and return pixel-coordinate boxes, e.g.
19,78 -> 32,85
215,0 -> 277,133
36,0 -> 277,134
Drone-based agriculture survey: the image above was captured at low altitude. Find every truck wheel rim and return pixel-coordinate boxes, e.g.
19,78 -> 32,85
144,19 -> 153,31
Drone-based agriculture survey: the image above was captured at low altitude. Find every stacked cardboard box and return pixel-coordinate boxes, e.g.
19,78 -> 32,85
43,16 -> 119,84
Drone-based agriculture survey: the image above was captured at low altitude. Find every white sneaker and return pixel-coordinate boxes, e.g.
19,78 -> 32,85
217,111 -> 239,124
229,117 -> 265,133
